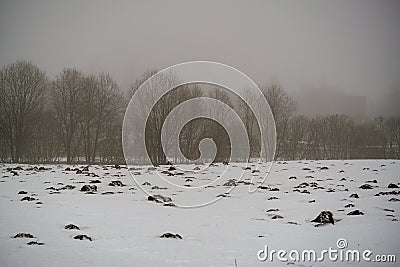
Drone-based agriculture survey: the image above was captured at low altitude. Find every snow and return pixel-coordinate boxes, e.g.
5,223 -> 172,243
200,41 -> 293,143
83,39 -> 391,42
0,160 -> 399,266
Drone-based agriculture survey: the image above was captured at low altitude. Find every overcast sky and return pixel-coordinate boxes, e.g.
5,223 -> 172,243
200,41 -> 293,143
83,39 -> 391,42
1,0 -> 399,116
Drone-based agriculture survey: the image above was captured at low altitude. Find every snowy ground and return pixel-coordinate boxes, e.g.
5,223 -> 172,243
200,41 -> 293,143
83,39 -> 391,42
0,160 -> 399,266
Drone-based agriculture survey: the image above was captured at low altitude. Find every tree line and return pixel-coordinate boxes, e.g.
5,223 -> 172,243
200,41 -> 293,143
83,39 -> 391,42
0,61 -> 124,163
0,60 -> 399,164
266,86 -> 400,160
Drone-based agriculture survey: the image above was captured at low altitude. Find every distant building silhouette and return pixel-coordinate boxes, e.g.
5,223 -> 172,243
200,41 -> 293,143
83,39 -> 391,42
294,89 -> 367,119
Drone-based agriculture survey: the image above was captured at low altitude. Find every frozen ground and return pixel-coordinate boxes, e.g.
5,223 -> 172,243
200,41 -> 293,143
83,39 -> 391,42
0,160 -> 399,266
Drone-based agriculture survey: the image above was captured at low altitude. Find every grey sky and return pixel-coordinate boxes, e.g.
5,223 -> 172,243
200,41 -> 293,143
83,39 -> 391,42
1,0 -> 399,116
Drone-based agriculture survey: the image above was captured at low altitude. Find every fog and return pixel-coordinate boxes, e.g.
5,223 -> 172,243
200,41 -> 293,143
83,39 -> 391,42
1,0 -> 399,117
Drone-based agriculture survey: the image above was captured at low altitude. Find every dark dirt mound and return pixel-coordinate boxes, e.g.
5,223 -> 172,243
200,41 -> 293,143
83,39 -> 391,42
74,234 -> 92,241
160,233 -> 182,239
80,185 -> 97,192
108,180 -> 125,187
21,196 -> 36,201
223,179 -> 237,186
347,210 -> 364,215
13,233 -> 35,238
27,241 -> 44,245
148,194 -> 172,203
359,184 -> 374,190
65,224 -> 80,230
375,190 -> 400,196
311,211 -> 335,225
60,185 -> 75,190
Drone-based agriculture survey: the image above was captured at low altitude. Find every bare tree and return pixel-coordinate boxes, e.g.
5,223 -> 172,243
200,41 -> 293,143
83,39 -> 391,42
127,70 -> 205,165
0,61 -> 47,162
129,69 -> 158,98
206,88 -> 233,162
286,115 -> 310,160
238,89 -> 262,158
384,117 -> 400,159
51,68 -> 85,163
80,73 -> 122,163
323,114 -> 353,159
262,84 -> 296,159
25,110 -> 61,162
352,119 -> 386,159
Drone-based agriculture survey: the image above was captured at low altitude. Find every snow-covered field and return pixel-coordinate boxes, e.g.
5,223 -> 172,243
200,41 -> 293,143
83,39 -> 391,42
0,160 -> 399,266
